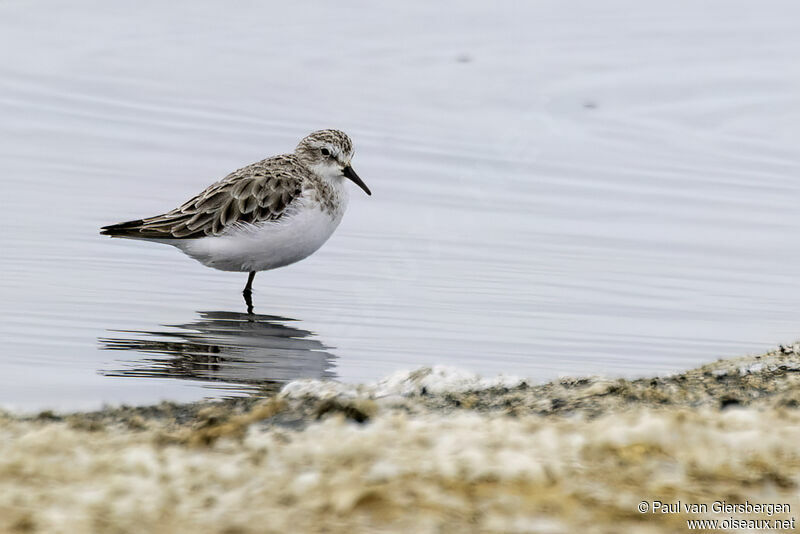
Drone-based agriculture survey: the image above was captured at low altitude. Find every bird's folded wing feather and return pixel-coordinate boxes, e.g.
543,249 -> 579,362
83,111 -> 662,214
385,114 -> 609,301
102,156 -> 306,239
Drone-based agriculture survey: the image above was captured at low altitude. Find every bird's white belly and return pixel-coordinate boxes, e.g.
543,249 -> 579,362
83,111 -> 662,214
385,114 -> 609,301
175,204 -> 344,272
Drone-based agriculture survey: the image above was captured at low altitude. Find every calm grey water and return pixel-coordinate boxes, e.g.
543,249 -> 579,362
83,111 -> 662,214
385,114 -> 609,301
2,0 -> 800,411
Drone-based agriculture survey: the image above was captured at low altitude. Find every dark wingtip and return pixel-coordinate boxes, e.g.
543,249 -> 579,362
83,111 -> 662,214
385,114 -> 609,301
100,219 -> 145,237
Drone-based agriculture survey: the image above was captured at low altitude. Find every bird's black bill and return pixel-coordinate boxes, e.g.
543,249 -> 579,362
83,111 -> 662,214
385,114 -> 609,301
343,165 -> 371,196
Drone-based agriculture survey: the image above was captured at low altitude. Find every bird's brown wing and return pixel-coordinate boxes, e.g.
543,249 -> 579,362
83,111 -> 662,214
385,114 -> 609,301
101,155 -> 307,239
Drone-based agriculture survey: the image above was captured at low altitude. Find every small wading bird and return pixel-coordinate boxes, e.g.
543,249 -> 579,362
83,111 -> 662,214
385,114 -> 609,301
101,129 -> 371,312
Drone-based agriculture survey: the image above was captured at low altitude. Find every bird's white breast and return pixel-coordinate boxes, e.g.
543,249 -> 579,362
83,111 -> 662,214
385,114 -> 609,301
175,190 -> 349,272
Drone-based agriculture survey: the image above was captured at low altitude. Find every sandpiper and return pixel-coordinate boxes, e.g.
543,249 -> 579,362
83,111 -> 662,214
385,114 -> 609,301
101,129 -> 371,309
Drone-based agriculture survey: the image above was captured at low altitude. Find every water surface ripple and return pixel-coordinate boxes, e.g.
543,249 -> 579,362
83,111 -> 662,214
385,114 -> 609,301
1,0 -> 799,410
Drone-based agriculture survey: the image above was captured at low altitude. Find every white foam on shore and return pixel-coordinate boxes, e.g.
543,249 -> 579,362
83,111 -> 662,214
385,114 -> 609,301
280,366 -> 527,399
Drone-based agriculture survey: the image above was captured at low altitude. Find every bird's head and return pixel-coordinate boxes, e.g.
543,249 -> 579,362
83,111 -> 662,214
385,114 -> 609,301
295,129 -> 371,195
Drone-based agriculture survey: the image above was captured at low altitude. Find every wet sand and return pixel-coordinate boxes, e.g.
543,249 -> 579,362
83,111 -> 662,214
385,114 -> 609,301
3,345 -> 800,533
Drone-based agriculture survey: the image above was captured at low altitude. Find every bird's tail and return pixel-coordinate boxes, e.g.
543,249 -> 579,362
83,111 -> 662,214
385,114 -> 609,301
100,219 -> 147,238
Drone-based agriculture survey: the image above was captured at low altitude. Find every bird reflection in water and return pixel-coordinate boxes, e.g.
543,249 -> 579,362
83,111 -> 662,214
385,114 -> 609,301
99,310 -> 336,393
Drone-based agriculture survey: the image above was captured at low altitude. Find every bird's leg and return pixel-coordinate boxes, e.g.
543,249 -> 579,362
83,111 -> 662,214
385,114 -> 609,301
243,291 -> 254,315
243,271 -> 256,294
243,271 -> 256,314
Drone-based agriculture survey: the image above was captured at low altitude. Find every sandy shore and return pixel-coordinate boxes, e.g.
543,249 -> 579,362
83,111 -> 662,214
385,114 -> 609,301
3,346 -> 800,533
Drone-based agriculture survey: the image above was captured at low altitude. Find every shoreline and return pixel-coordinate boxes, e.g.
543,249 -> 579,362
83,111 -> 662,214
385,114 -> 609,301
21,340 -> 800,427
3,345 -> 800,533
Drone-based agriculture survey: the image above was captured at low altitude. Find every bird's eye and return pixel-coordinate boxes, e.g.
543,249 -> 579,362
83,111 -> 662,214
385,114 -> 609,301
320,148 -> 331,157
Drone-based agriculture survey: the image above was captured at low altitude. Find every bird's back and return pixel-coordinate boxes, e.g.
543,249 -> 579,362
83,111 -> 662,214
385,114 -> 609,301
101,154 -> 312,240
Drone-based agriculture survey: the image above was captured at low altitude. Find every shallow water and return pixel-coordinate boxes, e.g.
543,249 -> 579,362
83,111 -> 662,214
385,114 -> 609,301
1,0 -> 800,411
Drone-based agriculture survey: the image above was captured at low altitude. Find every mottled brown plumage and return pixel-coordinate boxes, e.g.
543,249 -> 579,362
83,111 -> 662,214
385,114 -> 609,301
100,129 -> 364,240
102,155 -> 309,239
